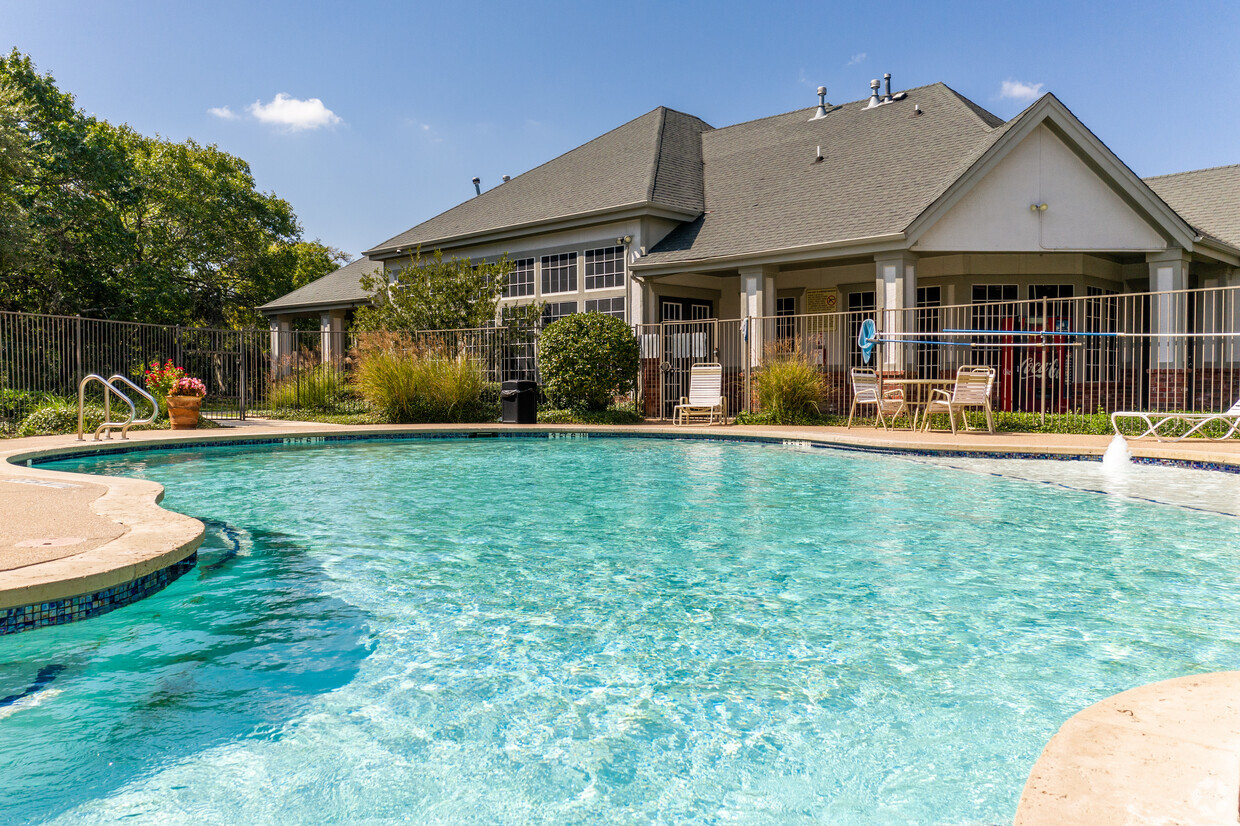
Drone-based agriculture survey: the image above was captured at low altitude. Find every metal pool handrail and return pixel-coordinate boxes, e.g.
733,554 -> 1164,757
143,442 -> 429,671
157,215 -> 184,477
77,374 -> 159,441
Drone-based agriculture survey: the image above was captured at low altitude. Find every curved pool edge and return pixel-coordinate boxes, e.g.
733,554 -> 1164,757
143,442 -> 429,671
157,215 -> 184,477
1015,671 -> 1240,825
4,420 -> 1240,818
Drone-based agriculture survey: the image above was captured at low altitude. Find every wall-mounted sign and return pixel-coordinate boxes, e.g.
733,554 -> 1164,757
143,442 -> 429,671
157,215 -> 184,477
806,289 -> 839,332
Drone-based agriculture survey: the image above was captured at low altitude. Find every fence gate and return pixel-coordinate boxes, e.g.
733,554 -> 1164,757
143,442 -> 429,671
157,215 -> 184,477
656,320 -> 716,419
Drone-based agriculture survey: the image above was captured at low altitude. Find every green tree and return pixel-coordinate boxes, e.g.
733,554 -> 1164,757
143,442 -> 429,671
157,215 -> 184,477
355,249 -> 539,331
0,49 -> 335,327
0,49 -> 133,316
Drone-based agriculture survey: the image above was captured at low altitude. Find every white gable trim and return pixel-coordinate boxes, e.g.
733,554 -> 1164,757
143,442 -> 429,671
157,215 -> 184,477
906,95 -> 1199,252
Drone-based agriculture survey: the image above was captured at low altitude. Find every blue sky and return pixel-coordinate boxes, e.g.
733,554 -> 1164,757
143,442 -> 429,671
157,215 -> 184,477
4,0 -> 1239,260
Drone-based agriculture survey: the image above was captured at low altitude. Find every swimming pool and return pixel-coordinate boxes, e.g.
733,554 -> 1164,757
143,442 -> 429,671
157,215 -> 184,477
5,436 -> 1240,823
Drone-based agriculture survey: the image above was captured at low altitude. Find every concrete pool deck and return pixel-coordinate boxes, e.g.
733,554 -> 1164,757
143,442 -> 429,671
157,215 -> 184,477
3,419 -> 1240,823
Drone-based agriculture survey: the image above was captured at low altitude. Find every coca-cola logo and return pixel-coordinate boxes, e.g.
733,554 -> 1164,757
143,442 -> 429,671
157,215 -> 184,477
1018,355 -> 1061,381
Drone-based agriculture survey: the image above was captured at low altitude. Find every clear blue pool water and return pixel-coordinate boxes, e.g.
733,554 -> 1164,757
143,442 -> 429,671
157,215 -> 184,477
5,436 -> 1240,824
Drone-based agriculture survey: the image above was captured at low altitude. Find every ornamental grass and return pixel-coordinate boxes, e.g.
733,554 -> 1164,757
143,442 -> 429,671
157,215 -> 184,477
354,333 -> 491,423
754,348 -> 824,425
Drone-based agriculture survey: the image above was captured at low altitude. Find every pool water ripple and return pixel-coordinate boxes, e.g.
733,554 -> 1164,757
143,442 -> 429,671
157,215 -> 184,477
5,437 -> 1240,824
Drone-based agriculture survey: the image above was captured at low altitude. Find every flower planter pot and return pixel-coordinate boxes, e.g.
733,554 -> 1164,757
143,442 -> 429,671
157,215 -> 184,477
166,395 -> 203,430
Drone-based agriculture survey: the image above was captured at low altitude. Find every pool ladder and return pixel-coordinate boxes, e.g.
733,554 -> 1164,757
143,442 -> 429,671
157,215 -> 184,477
77,375 -> 159,441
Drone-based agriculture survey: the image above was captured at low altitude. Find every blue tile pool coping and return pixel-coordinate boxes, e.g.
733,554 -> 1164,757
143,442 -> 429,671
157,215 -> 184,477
0,552 -> 197,635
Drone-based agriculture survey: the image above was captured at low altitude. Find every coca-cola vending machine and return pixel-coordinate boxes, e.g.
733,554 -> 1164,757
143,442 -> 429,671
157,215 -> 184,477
1022,315 -> 1071,413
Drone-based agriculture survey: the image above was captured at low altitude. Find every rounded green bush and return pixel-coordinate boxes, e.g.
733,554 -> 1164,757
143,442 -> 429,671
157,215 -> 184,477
539,313 -> 640,411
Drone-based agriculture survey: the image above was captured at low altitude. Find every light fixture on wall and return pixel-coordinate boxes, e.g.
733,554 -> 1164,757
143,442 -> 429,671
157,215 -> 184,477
1029,203 -> 1048,212
617,235 -> 633,245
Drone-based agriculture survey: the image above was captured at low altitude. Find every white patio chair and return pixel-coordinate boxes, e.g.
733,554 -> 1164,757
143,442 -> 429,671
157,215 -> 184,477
847,367 -> 908,429
1111,399 -> 1240,441
673,363 -> 727,425
921,365 -> 996,434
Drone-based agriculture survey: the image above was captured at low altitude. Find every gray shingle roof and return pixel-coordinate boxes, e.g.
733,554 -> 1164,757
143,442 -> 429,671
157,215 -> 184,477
258,255 -> 380,313
365,107 -> 712,255
640,83 -> 1007,266
1144,164 -> 1240,249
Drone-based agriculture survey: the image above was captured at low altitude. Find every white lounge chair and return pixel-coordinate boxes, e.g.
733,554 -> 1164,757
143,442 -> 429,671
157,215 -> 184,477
1111,399 -> 1240,441
921,365 -> 996,434
673,363 -> 727,425
847,367 -> 908,429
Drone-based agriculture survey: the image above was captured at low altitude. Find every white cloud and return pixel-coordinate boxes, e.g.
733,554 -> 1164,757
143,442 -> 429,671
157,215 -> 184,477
999,79 -> 1044,102
847,53 -> 866,66
247,93 -> 341,131
207,105 -> 239,120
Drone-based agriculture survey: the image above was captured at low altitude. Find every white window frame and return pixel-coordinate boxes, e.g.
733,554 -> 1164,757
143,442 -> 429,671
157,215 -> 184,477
585,296 -> 625,320
584,246 -> 625,292
540,252 -> 578,296
504,257 -> 535,298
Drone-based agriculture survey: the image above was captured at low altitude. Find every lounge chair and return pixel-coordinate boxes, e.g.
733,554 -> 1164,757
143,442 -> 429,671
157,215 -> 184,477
847,367 -> 908,429
1111,399 -> 1240,441
921,365 -> 996,434
673,363 -> 727,425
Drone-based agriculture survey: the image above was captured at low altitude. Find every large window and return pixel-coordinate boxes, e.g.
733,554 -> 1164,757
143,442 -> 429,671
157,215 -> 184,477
1085,286 -> 1118,381
541,300 -> 578,327
584,246 -> 624,291
970,284 -> 1018,371
585,296 -> 625,320
776,295 -> 796,340
504,258 -> 535,298
541,253 -> 577,295
847,290 -> 875,366
915,286 -> 941,376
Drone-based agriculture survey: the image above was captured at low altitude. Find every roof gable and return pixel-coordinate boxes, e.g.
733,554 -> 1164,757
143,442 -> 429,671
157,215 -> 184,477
366,107 -> 711,256
915,123 -> 1167,252
907,94 -> 1197,251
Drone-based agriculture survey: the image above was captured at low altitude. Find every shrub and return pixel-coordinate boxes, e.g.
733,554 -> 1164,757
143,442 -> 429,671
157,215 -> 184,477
0,388 -> 54,422
268,364 -> 352,411
539,313 -> 640,411
753,352 -> 823,425
537,407 -> 644,425
355,337 -> 493,423
17,402 -> 104,437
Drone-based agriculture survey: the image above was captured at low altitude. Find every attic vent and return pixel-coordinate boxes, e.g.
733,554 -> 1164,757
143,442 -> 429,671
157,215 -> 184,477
865,73 -> 908,109
471,176 -> 481,196
810,86 -> 830,120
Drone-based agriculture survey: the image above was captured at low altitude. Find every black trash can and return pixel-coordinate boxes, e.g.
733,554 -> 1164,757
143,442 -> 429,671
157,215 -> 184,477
500,379 -> 538,424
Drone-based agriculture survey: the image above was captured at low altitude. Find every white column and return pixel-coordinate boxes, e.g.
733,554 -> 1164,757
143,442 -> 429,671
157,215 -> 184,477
1147,250 -> 1189,368
874,252 -> 917,373
1147,249 -> 1190,410
320,310 -> 345,364
740,265 -> 776,365
269,315 -> 293,377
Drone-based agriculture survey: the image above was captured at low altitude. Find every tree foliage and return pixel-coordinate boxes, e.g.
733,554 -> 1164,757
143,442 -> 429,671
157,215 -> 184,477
354,249 -> 540,332
539,312 -> 640,411
0,50 -> 341,327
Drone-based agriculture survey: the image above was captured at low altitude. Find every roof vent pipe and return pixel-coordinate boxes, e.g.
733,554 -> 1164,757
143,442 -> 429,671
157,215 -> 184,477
866,79 -> 882,108
810,86 -> 829,120
472,176 -> 481,196
882,73 -> 892,102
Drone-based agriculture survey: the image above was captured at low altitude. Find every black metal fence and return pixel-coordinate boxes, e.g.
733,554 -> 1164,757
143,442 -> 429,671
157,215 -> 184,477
0,312 -> 547,427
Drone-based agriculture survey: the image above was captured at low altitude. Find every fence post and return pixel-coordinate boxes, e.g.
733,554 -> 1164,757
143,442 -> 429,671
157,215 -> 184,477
1040,296 -> 1048,427
239,333 -> 247,420
743,316 -> 752,414
74,316 -> 82,380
